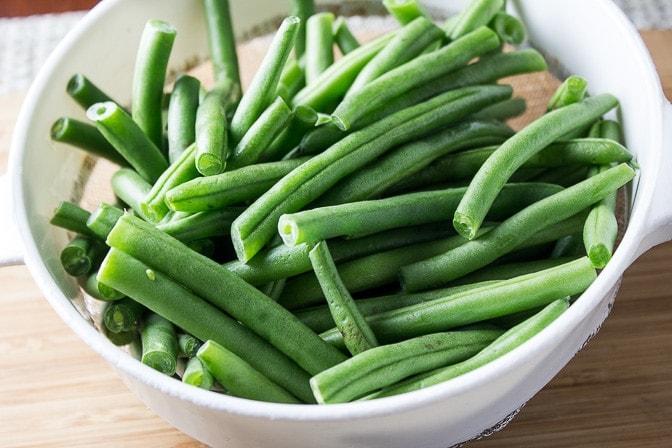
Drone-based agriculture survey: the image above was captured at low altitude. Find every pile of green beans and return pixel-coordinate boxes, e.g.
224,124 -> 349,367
49,0 -> 636,405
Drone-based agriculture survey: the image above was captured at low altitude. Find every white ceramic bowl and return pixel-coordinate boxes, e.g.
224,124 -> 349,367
2,1 -> 672,447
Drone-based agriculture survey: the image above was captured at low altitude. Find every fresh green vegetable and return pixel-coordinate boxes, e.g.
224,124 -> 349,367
197,340 -> 301,403
103,296 -> 145,334
140,311 -> 179,375
228,96 -> 294,169
310,327 -> 502,403
50,201 -> 96,238
178,333 -> 203,358
59,235 -> 105,277
322,257 -> 593,345
87,101 -> 168,183
453,94 -> 620,240
231,84 -> 513,262
165,156 -> 309,212
51,117 -> 128,167
309,240 -> 379,355
105,214 -> 347,375
131,19 -> 177,149
195,79 -> 239,176
202,0 -> 241,88
383,0 -> 429,24
304,12 -> 335,85
66,73 -> 118,110
182,356 -> 214,390
332,16 -> 360,54
369,298 -> 570,399
404,163 -> 634,291
330,26 -> 501,131
96,246 -> 316,402
167,75 -> 201,163
229,16 -> 300,144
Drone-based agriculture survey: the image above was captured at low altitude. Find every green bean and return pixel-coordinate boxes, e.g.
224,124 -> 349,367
228,96 -> 294,169
471,97 -> 527,122
260,105 -> 317,161
583,165 -> 619,268
131,19 -> 177,149
165,156 -> 309,212
382,0 -> 430,25
332,16 -> 360,54
96,246 -> 316,402
404,163 -> 634,291
86,202 -> 124,241
50,201 -> 96,238
202,0 -> 241,88
311,327 -> 501,404
277,56 -> 305,102
305,12 -> 335,85
299,47 -> 544,155
231,84 -> 513,262
103,326 -> 140,347
178,333 -> 203,358
51,117 -> 128,167
453,93 -> 620,240
110,167 -> 152,220
309,241 -> 379,356
156,207 -> 243,243
195,80 -> 238,176
278,231 -> 488,310
279,182 -> 563,247
167,75 -> 201,164
140,311 -> 179,376
224,224 -> 454,288
448,0 -> 505,40
81,269 -> 126,301
140,143 -> 199,222
331,26 -> 501,131
59,235 -> 105,277
277,182 -> 572,309
399,137 -> 632,190
324,258 -> 591,346
197,340 -> 301,403
103,296 -> 145,334
289,0 -> 315,59
488,12 -> 526,46
291,31 -> 396,112
347,17 -> 445,95
66,73 -> 118,110
229,16 -> 300,144
548,75 -> 588,111
105,214 -> 347,375
87,101 -> 168,183
369,298 -> 570,399
295,281 -> 501,334
314,119 -> 514,205
182,356 -> 214,390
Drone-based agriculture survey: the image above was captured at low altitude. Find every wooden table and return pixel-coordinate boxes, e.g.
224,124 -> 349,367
1,30 -> 671,448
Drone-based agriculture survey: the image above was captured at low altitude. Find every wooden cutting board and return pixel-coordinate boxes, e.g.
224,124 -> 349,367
1,30 -> 671,448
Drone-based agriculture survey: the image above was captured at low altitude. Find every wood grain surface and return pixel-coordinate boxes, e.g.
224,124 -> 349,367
1,30 -> 671,448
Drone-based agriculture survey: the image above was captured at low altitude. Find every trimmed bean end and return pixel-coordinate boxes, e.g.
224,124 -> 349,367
86,101 -> 118,122
453,212 -> 477,240
196,154 -> 225,176
277,215 -> 300,246
588,244 -> 612,269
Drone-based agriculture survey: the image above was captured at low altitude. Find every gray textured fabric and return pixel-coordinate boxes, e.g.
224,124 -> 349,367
0,1 -> 670,94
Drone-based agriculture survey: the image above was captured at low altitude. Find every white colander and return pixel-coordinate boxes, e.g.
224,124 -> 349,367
1,1 -> 671,447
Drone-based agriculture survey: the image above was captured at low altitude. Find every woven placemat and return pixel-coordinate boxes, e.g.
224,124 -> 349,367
0,1 -> 670,95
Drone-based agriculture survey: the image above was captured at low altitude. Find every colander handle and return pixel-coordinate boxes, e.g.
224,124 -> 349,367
0,174 -> 24,266
635,101 -> 672,259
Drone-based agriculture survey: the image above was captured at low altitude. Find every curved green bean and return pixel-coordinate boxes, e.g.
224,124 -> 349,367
453,93 -> 620,240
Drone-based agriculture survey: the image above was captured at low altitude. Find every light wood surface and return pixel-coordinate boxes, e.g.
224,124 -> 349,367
1,30 -> 671,448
